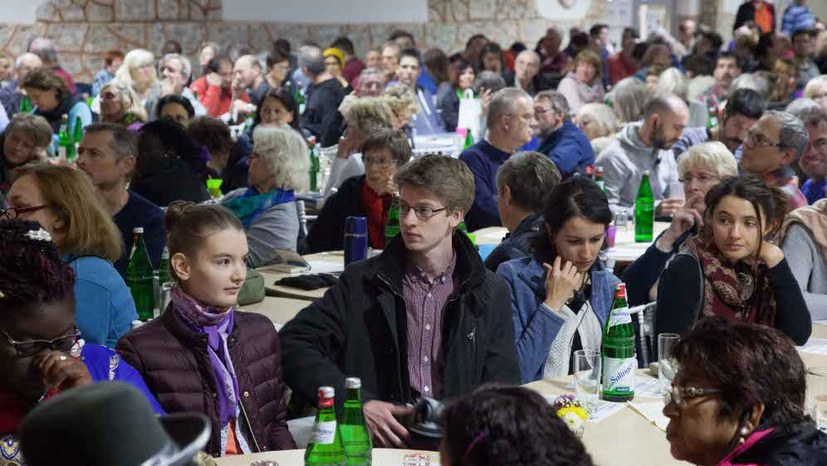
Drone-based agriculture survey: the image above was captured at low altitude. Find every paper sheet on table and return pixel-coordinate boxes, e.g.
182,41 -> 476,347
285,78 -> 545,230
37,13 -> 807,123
634,377 -> 663,398
543,394 -> 626,424
815,320 -> 827,327
628,400 -> 670,431
306,260 -> 344,275
798,337 -> 827,355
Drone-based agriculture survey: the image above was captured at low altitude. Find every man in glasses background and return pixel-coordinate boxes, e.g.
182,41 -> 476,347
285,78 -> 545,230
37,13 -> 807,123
739,110 -> 809,209
281,154 -> 519,449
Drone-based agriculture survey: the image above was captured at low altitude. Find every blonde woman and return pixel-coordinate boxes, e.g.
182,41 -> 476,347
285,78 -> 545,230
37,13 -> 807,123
556,50 -> 605,114
382,83 -> 419,131
656,67 -> 688,101
622,141 -> 739,304
606,76 -> 651,124
575,102 -> 622,154
98,81 -> 147,129
323,96 -> 394,197
221,125 -> 310,267
804,75 -> 827,110
4,163 -> 136,347
114,49 -> 157,105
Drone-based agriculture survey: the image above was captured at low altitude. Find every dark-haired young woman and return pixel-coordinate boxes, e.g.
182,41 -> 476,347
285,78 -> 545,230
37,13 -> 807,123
0,220 -> 161,465
117,201 -> 295,457
656,175 -> 811,345
497,176 -> 620,383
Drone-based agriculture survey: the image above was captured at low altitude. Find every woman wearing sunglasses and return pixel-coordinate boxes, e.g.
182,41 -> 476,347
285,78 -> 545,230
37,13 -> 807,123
0,220 -> 162,465
3,163 -> 137,348
663,317 -> 827,465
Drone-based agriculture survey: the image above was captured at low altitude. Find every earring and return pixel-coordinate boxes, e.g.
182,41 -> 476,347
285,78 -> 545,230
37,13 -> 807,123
738,426 -> 750,443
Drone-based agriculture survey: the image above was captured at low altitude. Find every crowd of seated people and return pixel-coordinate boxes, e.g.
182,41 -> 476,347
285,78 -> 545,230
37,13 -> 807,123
0,14 -> 826,463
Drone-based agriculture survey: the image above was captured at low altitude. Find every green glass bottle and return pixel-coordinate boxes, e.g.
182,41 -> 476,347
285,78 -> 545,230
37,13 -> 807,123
341,378 -> 372,465
634,170 -> 654,242
601,283 -> 636,402
58,115 -> 75,162
159,246 -> 170,283
305,386 -> 346,466
706,102 -> 719,130
19,95 -> 32,113
384,194 -> 400,249
458,220 -> 476,246
462,129 -> 474,150
595,166 -> 605,192
308,136 -> 320,192
73,116 -> 83,157
127,227 -> 155,321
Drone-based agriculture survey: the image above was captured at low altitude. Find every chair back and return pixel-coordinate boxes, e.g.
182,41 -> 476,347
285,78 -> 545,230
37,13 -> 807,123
628,302 -> 657,366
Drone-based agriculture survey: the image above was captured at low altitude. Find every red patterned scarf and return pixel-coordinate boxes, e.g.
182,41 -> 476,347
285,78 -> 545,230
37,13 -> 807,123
684,233 -> 777,325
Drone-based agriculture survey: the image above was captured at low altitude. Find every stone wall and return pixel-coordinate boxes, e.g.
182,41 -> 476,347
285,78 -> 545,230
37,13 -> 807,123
0,0 -> 615,82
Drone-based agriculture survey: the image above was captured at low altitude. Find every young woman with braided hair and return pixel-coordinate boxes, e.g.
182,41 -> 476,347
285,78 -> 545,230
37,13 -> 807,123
0,220 -> 162,465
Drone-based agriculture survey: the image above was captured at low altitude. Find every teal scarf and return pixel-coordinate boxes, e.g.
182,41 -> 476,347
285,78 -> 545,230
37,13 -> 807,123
222,188 -> 295,228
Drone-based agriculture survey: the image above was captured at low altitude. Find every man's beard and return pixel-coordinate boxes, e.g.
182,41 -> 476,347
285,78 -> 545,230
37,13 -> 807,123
651,121 -> 673,150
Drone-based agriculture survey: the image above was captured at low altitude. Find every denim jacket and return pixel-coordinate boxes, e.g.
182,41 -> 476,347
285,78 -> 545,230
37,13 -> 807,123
497,256 -> 620,383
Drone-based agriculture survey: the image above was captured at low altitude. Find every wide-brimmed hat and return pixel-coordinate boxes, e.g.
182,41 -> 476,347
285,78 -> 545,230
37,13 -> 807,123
20,382 -> 211,466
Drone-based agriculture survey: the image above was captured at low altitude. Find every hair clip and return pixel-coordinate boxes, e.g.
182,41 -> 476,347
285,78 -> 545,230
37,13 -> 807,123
25,228 -> 52,242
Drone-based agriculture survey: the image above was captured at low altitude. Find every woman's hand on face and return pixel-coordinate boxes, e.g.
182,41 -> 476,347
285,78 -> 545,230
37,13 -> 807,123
657,194 -> 703,252
758,241 -> 785,269
35,351 -> 93,393
543,256 -> 583,312
655,198 -> 685,216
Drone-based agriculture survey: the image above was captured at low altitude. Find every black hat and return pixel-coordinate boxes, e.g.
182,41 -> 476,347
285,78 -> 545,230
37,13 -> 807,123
19,382 -> 211,466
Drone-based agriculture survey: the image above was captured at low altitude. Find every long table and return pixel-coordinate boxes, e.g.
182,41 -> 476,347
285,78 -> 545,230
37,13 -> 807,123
213,324 -> 827,466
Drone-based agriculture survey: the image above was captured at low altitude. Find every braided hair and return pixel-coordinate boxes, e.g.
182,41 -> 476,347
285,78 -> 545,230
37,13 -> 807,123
0,220 -> 75,310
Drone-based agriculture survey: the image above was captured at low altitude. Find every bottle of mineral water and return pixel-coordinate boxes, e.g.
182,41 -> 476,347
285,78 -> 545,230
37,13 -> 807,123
601,283 -> 636,402
305,386 -> 346,466
634,170 -> 654,242
127,227 -> 155,322
341,378 -> 372,465
384,194 -> 400,249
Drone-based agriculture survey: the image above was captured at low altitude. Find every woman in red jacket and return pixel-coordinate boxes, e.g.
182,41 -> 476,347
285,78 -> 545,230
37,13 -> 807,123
117,202 -> 295,457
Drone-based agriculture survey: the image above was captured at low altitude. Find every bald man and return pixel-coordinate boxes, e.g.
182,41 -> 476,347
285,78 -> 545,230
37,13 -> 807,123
233,54 -> 268,109
0,53 -> 43,119
503,50 -> 551,96
595,93 -> 689,215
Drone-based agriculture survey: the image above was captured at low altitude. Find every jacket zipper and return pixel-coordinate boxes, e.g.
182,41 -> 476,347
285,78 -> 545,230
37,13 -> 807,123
238,393 -> 262,452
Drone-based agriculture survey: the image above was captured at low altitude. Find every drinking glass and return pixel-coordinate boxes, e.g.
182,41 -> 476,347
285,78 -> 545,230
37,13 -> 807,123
807,367 -> 827,433
658,333 -> 680,393
573,349 -> 601,410
669,180 -> 685,201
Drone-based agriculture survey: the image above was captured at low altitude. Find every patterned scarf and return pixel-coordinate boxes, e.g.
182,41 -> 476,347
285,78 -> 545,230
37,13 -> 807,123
171,286 -> 240,427
684,233 -> 777,325
222,188 -> 295,228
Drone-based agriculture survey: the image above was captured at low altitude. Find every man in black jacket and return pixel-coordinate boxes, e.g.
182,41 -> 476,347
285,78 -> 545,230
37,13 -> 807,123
281,155 -> 520,448
299,46 -> 345,140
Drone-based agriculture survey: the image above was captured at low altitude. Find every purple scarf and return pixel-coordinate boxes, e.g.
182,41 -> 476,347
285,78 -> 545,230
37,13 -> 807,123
171,286 -> 239,427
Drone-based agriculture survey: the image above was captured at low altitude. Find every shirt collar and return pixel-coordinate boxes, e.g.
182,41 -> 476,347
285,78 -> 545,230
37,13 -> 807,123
406,253 -> 457,286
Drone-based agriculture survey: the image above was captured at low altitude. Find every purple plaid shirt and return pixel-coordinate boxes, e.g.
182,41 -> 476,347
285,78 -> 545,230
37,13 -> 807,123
403,254 -> 457,398
765,167 -> 808,210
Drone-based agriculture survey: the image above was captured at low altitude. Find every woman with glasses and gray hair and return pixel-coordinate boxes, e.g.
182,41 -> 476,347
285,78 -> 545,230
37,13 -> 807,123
663,317 -> 827,465
623,141 -> 739,305
221,125 -> 309,267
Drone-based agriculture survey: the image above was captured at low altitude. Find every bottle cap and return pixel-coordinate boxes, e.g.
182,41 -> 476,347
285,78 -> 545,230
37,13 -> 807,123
133,227 -> 144,234
642,170 -> 651,176
614,283 -> 627,298
345,377 -> 361,389
318,386 -> 334,399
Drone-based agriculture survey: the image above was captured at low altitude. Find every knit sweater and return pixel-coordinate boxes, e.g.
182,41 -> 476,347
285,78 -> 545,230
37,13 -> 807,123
782,224 -> 827,320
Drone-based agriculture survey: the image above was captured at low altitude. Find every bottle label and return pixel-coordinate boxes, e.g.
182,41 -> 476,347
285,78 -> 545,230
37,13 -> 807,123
602,356 -> 636,393
608,307 -> 631,327
309,420 -> 337,445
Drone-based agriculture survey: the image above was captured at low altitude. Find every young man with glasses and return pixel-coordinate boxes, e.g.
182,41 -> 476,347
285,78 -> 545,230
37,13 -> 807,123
281,154 -> 519,448
459,87 -> 535,230
740,110 -> 809,209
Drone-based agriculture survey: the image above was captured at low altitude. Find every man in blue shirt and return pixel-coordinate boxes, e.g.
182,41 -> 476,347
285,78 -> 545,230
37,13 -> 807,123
533,90 -> 594,178
76,123 -> 165,279
801,107 -> 827,204
459,88 -> 534,230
